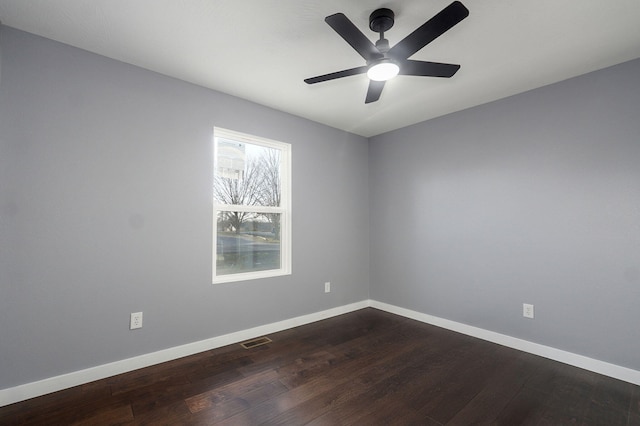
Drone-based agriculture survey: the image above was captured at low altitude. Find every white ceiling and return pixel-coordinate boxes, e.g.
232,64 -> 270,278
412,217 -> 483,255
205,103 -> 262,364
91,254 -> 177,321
1,0 -> 639,137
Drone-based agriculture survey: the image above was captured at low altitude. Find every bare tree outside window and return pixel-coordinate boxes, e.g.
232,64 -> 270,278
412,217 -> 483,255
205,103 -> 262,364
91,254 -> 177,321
214,152 -> 264,234
257,149 -> 281,239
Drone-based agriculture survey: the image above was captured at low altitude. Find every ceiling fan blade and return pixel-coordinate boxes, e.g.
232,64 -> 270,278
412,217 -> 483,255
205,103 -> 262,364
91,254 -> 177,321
325,13 -> 382,61
304,66 -> 369,84
399,60 -> 460,77
365,80 -> 385,104
388,1 -> 469,60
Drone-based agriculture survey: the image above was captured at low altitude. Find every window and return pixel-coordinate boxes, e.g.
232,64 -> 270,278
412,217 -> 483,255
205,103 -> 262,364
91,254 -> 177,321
213,127 -> 291,283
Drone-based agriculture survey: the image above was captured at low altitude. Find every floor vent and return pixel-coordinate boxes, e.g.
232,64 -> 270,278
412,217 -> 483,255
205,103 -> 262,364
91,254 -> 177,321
240,336 -> 272,349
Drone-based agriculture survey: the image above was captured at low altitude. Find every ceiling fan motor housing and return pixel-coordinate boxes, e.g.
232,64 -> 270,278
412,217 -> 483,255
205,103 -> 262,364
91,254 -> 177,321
375,38 -> 390,53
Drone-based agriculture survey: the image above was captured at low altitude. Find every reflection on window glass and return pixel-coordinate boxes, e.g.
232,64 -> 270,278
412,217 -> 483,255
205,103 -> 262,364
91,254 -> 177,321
216,212 -> 281,275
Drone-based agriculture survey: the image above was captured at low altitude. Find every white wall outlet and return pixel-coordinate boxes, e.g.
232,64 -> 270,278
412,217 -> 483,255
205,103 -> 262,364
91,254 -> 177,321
324,282 -> 331,293
130,312 -> 143,329
523,303 -> 534,319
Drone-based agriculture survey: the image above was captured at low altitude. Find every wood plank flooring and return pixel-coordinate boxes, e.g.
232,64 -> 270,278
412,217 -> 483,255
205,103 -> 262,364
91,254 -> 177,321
1,308 -> 638,425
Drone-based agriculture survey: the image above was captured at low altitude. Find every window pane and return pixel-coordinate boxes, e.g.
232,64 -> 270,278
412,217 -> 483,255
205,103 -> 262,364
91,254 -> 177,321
214,138 -> 281,207
216,211 -> 281,276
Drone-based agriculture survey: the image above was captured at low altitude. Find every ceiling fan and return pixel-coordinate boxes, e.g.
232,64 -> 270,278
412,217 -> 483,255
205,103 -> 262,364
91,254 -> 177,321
304,1 -> 469,103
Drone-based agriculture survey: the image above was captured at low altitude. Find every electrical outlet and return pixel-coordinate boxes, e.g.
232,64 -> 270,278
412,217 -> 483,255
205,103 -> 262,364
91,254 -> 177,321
523,303 -> 534,319
130,312 -> 143,329
324,282 -> 331,293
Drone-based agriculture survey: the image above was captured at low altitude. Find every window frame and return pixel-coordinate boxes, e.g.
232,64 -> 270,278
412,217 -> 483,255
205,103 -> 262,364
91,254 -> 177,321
212,127 -> 292,284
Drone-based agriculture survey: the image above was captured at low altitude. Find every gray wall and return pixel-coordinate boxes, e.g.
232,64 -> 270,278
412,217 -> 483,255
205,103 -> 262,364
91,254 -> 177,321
370,58 -> 640,371
0,27 -> 370,388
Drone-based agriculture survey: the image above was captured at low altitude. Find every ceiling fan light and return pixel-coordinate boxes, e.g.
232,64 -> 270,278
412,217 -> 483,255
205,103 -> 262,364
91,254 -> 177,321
367,61 -> 399,81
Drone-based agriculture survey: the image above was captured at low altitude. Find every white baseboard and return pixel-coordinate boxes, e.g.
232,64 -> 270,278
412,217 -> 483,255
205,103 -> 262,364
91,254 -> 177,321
0,300 -> 368,407
369,300 -> 640,387
3,299 -> 639,408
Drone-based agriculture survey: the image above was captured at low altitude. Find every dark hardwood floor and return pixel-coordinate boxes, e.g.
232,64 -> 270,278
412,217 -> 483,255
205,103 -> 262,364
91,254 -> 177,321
1,308 -> 638,425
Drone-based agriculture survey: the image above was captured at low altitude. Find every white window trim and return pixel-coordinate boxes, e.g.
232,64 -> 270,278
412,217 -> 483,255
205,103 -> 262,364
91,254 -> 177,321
212,127 -> 292,284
